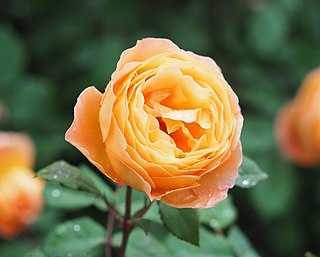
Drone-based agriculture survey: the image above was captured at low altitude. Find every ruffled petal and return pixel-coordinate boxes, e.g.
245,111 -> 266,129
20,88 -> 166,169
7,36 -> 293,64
116,38 -> 179,71
161,143 -> 242,208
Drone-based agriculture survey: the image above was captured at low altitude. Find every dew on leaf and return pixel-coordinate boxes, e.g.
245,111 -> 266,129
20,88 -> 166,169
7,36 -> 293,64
73,224 -> 81,232
51,189 -> 61,198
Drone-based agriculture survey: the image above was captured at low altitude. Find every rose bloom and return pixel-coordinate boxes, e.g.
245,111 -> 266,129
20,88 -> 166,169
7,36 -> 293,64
276,67 -> 320,167
66,38 -> 243,208
0,132 -> 44,239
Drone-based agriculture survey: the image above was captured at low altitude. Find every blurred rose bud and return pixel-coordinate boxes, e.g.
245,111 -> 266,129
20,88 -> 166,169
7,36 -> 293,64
0,132 -> 44,239
276,67 -> 320,166
66,38 -> 243,208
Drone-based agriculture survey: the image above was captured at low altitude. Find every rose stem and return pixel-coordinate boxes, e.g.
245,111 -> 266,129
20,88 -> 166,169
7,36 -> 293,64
118,186 -> 132,257
106,211 -> 115,257
101,196 -> 123,226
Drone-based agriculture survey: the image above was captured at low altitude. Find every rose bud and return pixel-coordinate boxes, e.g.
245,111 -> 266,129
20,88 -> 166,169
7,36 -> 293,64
276,67 -> 320,166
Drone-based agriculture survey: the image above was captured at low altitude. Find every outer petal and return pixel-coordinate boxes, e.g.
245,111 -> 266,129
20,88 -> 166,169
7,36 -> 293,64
0,133 -> 34,172
65,87 -> 121,183
161,143 -> 242,208
186,51 -> 221,74
116,38 -> 179,70
275,102 -> 319,166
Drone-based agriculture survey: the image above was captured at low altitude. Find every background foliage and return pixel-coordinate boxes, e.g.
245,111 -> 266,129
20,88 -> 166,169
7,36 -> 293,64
0,0 -> 319,256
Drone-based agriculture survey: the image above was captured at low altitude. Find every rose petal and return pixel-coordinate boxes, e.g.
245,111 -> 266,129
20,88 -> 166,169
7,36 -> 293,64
65,86 -> 121,183
150,175 -> 199,200
161,143 -> 242,208
116,38 -> 179,71
105,116 -> 154,190
186,51 -> 221,74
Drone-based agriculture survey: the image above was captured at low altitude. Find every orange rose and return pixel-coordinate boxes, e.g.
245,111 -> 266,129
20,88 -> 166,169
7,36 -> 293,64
66,38 -> 243,208
276,67 -> 320,166
0,132 -> 44,239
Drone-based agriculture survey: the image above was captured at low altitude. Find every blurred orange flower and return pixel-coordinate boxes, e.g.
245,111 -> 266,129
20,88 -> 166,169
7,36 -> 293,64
276,67 -> 320,166
0,132 -> 44,239
66,38 -> 243,208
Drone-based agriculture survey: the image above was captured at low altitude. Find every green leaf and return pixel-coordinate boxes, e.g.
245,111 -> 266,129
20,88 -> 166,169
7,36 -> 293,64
165,228 -> 234,257
132,218 -> 151,235
113,227 -> 234,257
158,202 -> 199,246
37,160 -> 101,197
143,203 -> 162,222
43,217 -> 105,257
25,247 -> 48,257
200,197 -> 237,230
44,182 -> 106,211
112,230 -> 170,257
228,226 -> 260,257
236,156 -> 268,188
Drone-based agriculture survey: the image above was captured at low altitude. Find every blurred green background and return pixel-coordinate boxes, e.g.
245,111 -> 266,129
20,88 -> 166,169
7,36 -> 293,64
0,0 -> 319,256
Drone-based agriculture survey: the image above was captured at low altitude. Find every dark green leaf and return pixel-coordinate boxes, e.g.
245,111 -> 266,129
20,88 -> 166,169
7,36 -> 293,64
236,156 -> 268,188
132,218 -> 151,235
112,227 -> 234,257
37,160 -> 100,197
165,228 -> 234,257
43,217 -> 105,257
228,226 -> 260,257
44,182 -> 106,211
200,197 -> 237,230
158,202 -> 199,246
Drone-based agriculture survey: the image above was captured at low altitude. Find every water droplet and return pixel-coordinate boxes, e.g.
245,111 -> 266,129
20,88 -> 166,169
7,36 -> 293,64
73,224 -> 81,232
241,179 -> 250,186
67,253 -> 73,257
51,189 -> 61,198
53,174 -> 58,179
